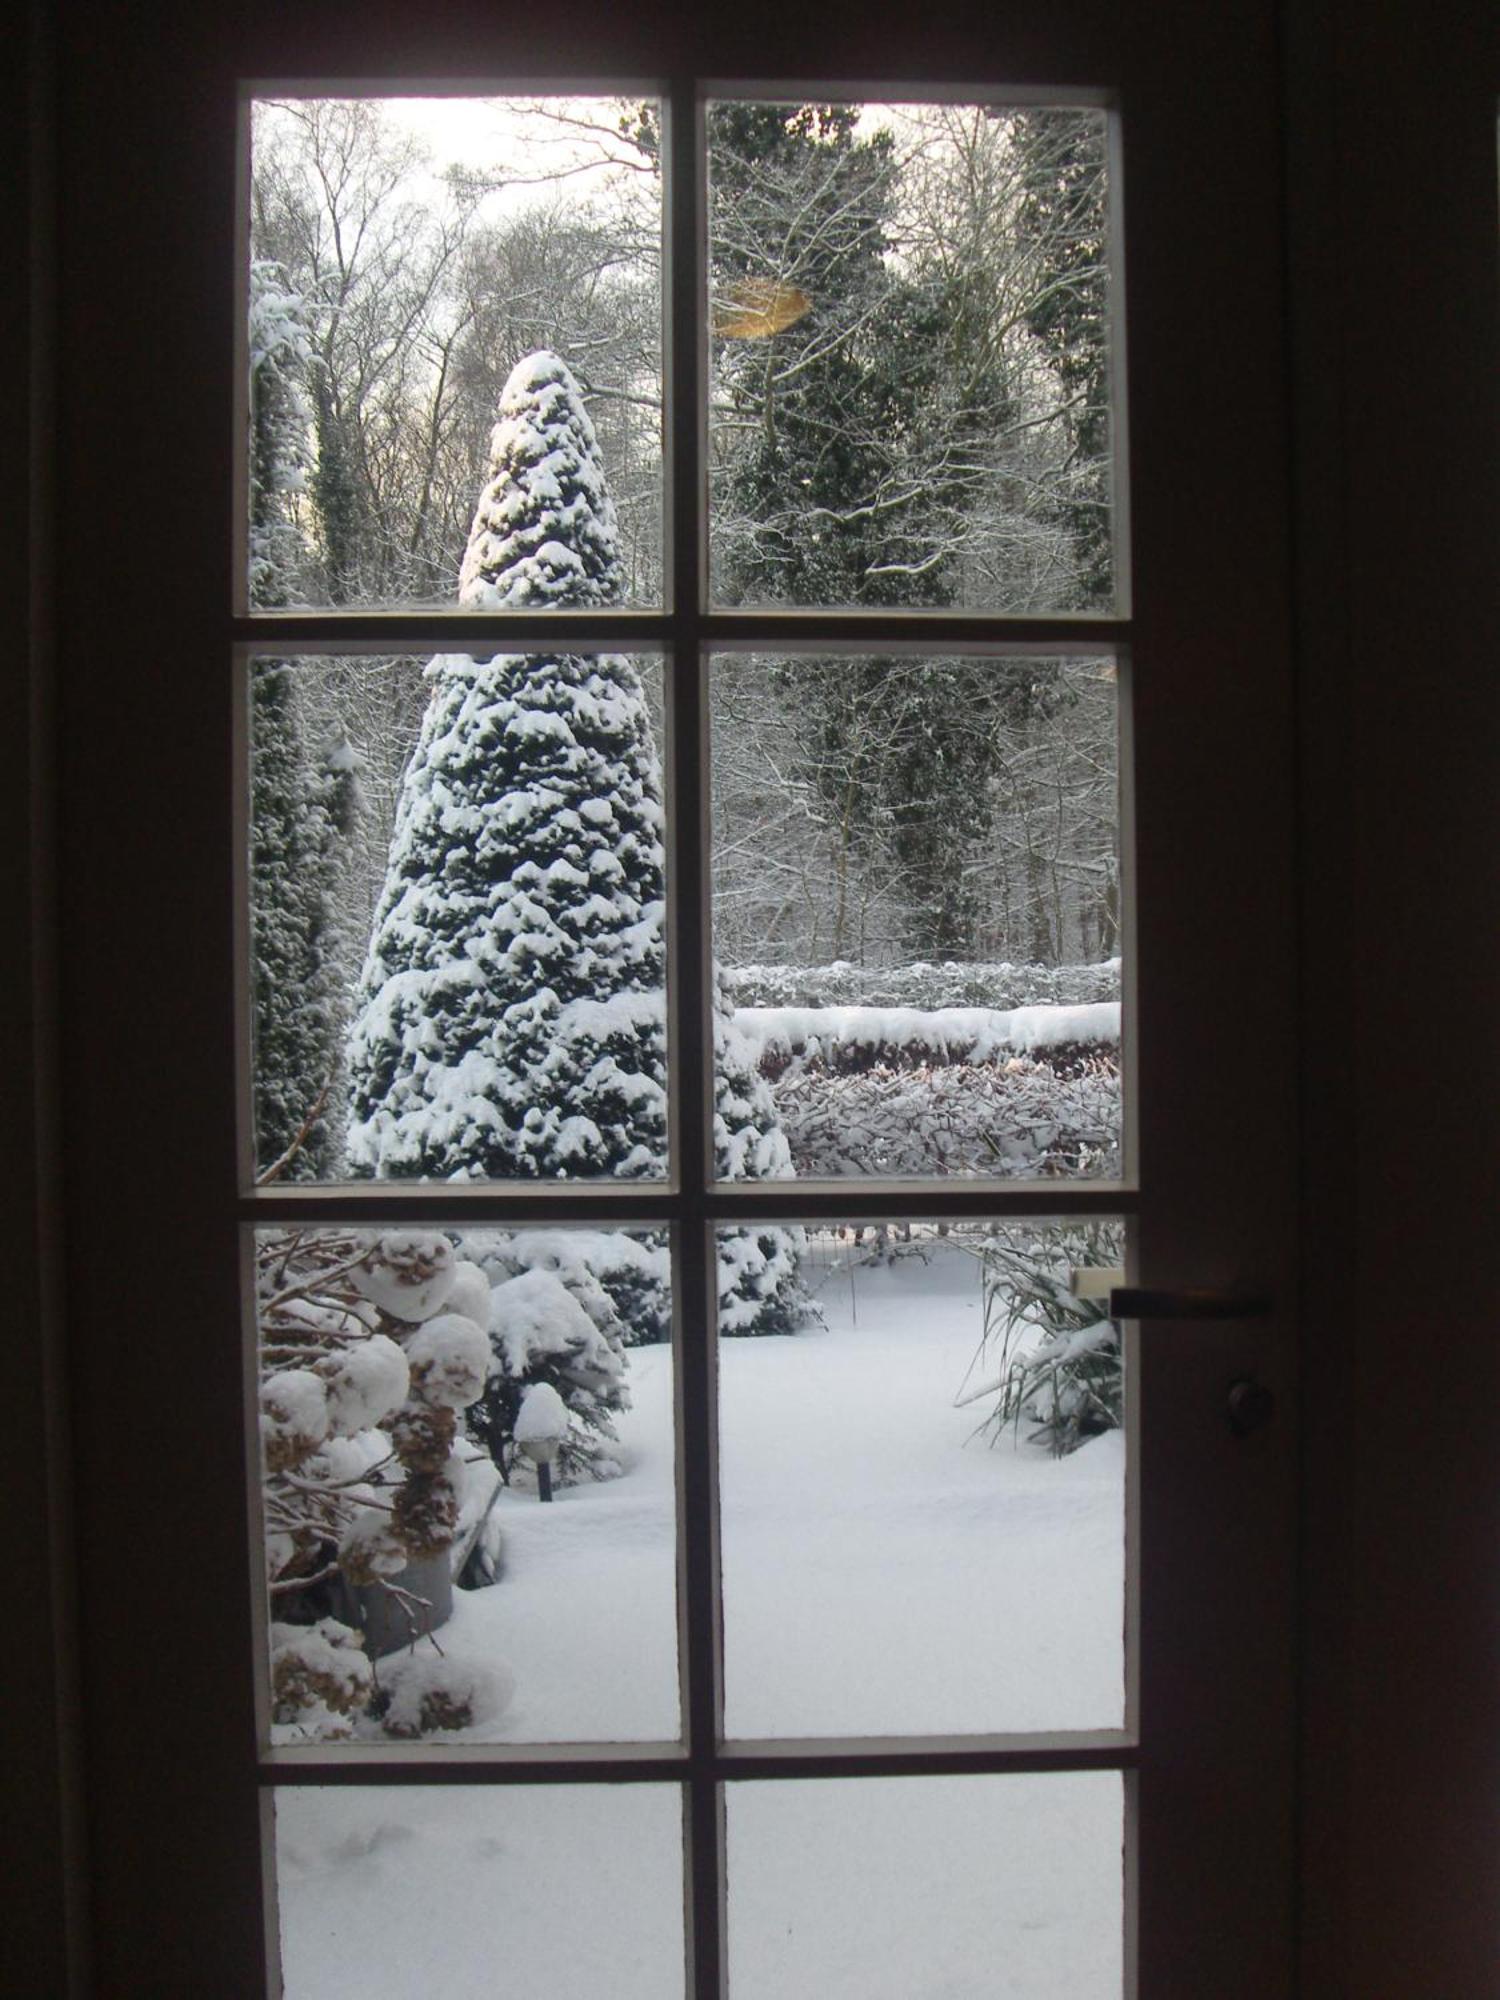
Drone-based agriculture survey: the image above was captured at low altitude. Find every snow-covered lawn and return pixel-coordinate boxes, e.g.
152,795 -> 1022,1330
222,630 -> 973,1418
277,1244 -> 1125,1995
722,1244 -> 1123,1738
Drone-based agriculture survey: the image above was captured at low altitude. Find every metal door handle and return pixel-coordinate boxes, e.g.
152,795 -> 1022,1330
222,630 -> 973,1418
1108,1287 -> 1273,1320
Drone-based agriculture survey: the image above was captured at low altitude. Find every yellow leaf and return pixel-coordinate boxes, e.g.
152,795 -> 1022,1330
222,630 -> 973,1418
712,278 -> 812,339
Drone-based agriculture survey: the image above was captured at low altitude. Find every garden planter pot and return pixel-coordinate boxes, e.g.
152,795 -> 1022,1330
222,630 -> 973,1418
334,1551 -> 454,1660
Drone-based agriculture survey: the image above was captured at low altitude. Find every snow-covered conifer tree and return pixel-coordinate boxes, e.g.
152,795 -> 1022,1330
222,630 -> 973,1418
248,260 -> 314,610
249,262 -> 359,1178
346,351 -> 803,1339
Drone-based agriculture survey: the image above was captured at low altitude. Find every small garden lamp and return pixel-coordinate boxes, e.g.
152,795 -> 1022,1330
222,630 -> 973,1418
514,1382 -> 569,1502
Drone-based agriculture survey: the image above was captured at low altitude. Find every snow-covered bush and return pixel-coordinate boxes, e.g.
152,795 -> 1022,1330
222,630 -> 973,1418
772,1052 -> 1120,1179
715,990 -> 807,1335
465,1260 -> 632,1485
258,1228 -> 500,1739
727,995 -> 1120,1179
738,999 -> 1119,1078
269,1617 -> 373,1740
377,1653 -> 515,1741
724,957 -> 1122,1011
956,1223 -> 1126,1455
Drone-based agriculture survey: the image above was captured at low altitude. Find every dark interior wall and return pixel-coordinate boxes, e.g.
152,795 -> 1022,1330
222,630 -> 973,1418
7,7 -> 86,1994
1303,3 -> 1500,1991
10,0 -> 1500,1992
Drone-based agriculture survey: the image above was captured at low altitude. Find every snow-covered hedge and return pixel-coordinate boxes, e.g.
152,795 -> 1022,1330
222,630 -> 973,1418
737,1000 -> 1119,1079
772,1053 -> 1120,1178
732,995 -> 1121,1178
723,957 -> 1121,1011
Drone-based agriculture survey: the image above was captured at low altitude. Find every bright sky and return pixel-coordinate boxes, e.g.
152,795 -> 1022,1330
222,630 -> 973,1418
255,94 -> 916,219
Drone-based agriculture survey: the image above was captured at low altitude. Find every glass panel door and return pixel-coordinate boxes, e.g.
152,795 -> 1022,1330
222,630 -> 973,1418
50,8 -> 1300,1991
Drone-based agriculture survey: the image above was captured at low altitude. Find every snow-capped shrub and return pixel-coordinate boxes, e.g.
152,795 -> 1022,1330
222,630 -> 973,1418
390,1456 -> 464,1558
724,957 -> 1122,1012
737,1001 -> 1120,1079
491,1226 -> 670,1349
387,1400 -> 458,1474
492,1268 -> 627,1386
468,1265 -> 631,1484
718,1227 -> 810,1335
379,1653 -> 515,1741
352,1231 -> 458,1321
771,1053 -> 1120,1180
260,1368 -> 330,1471
338,1508 -> 409,1586
444,1258 -> 492,1330
403,1314 -> 490,1411
258,1228 -> 499,1740
269,1617 -> 374,1734
317,1333 -> 409,1436
714,987 -> 808,1336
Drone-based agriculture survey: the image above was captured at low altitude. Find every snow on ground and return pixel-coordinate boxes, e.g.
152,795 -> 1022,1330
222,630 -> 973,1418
721,1245 -> 1124,1738
727,1771 -> 1122,1999
447,1333 -> 680,1743
277,1784 -> 685,1999
277,1243 -> 1126,1996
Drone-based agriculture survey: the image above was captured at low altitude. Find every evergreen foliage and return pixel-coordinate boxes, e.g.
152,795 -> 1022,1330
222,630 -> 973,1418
458,351 -> 626,607
463,1243 -> 633,1484
248,262 -> 357,1179
1013,111 -> 1113,607
346,351 -> 803,1338
250,669 -> 357,1178
247,259 -> 314,609
704,106 -> 1070,961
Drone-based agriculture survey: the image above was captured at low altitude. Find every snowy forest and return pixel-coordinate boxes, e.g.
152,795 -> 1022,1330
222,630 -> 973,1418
249,96 -> 1128,1850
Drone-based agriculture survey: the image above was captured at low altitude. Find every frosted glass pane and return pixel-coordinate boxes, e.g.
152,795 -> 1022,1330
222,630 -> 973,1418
727,1773 -> 1123,1999
710,654 -> 1121,1182
275,1784 -> 684,1998
707,101 -> 1117,614
719,1221 -> 1126,1736
247,96 -> 663,614
256,1224 -> 678,1746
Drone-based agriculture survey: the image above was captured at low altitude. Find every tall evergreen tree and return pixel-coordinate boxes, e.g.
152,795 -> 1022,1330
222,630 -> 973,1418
248,262 -> 356,1179
1012,110 -> 1112,607
247,259 -> 314,609
705,106 -> 1049,962
346,351 -> 802,1337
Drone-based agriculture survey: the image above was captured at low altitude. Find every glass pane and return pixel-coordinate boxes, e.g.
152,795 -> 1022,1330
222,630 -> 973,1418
726,1773 -> 1123,1998
707,102 -> 1117,613
256,1224 -> 677,1744
246,652 -> 669,1185
247,96 -> 663,613
718,1220 -> 1126,1736
275,1783 -> 685,1997
711,655 -> 1121,1180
